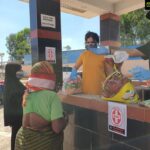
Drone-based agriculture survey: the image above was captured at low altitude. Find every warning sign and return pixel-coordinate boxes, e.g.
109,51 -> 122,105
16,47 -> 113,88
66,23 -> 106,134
111,107 -> 122,126
45,47 -> 56,63
41,14 -> 56,28
108,102 -> 127,136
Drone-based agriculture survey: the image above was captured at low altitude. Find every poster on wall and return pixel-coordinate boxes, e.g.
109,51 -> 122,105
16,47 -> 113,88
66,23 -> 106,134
108,102 -> 127,137
41,14 -> 56,28
45,47 -> 56,63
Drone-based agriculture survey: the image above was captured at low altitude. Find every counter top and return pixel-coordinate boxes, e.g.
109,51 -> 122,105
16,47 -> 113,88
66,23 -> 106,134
58,92 -> 150,123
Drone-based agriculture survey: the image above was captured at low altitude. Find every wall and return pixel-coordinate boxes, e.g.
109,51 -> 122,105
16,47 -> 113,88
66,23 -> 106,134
63,103 -> 150,150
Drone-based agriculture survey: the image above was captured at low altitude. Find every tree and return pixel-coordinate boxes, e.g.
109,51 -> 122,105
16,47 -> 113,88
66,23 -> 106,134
6,28 -> 31,62
120,8 -> 150,46
63,45 -> 71,50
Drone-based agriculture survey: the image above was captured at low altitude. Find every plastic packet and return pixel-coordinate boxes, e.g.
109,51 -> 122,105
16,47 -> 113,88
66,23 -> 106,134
62,76 -> 82,95
113,51 -> 129,63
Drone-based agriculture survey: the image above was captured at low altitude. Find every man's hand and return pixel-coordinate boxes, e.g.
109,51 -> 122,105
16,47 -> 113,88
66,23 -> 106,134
129,66 -> 150,80
70,68 -> 77,80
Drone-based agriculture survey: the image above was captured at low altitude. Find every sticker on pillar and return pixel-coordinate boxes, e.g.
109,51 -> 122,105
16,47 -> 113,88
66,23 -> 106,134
41,14 -> 56,28
45,47 -> 56,63
108,102 -> 127,137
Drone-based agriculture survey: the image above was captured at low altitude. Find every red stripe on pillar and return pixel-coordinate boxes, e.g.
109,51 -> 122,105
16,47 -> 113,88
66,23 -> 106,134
100,13 -> 120,21
30,29 -> 61,40
101,40 -> 121,47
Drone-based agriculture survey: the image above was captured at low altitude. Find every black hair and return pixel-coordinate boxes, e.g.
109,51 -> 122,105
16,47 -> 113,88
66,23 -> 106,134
5,63 -> 21,78
85,31 -> 99,43
4,62 -> 25,92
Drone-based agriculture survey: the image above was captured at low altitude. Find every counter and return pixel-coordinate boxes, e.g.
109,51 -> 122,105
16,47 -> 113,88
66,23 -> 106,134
58,92 -> 150,150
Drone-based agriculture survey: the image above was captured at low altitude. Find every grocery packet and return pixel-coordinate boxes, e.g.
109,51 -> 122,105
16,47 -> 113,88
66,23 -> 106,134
62,76 -> 82,95
102,51 -> 139,103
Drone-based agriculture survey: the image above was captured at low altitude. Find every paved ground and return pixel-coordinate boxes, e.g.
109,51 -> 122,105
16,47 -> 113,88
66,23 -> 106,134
0,105 -> 11,150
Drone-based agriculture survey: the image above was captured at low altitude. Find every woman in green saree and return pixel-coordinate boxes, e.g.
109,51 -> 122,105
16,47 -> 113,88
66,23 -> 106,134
15,61 -> 68,150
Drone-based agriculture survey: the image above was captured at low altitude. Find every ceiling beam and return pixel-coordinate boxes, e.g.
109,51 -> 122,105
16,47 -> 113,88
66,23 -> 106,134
19,0 -> 145,18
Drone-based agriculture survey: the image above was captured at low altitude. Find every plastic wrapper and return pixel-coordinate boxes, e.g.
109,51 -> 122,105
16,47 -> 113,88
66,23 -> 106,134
62,76 -> 82,95
113,51 -> 129,63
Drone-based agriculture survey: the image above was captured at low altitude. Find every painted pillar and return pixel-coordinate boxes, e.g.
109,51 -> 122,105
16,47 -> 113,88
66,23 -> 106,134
29,0 -> 62,90
100,13 -> 120,49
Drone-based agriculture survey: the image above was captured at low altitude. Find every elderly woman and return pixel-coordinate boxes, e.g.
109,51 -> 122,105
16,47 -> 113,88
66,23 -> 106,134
3,63 -> 26,150
15,61 -> 68,150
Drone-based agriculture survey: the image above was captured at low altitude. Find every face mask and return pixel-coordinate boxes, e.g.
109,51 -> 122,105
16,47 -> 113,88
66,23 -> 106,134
87,46 -> 110,55
16,70 -> 28,79
85,43 -> 97,49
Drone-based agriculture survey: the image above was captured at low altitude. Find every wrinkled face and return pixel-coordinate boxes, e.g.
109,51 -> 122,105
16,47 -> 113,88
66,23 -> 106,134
85,37 -> 97,48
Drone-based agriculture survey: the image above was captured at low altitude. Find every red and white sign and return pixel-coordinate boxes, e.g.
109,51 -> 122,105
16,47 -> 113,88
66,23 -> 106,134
108,102 -> 127,136
45,47 -> 56,63
111,107 -> 122,126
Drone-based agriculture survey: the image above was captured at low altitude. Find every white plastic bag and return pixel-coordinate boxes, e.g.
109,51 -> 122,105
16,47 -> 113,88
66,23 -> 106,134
62,76 -> 82,95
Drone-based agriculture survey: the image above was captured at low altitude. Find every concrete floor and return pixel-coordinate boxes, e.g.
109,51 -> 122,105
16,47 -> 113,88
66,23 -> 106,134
0,105 -> 11,150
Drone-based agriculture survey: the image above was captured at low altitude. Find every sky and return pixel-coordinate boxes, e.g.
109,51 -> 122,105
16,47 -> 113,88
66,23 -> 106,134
0,0 -> 100,61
